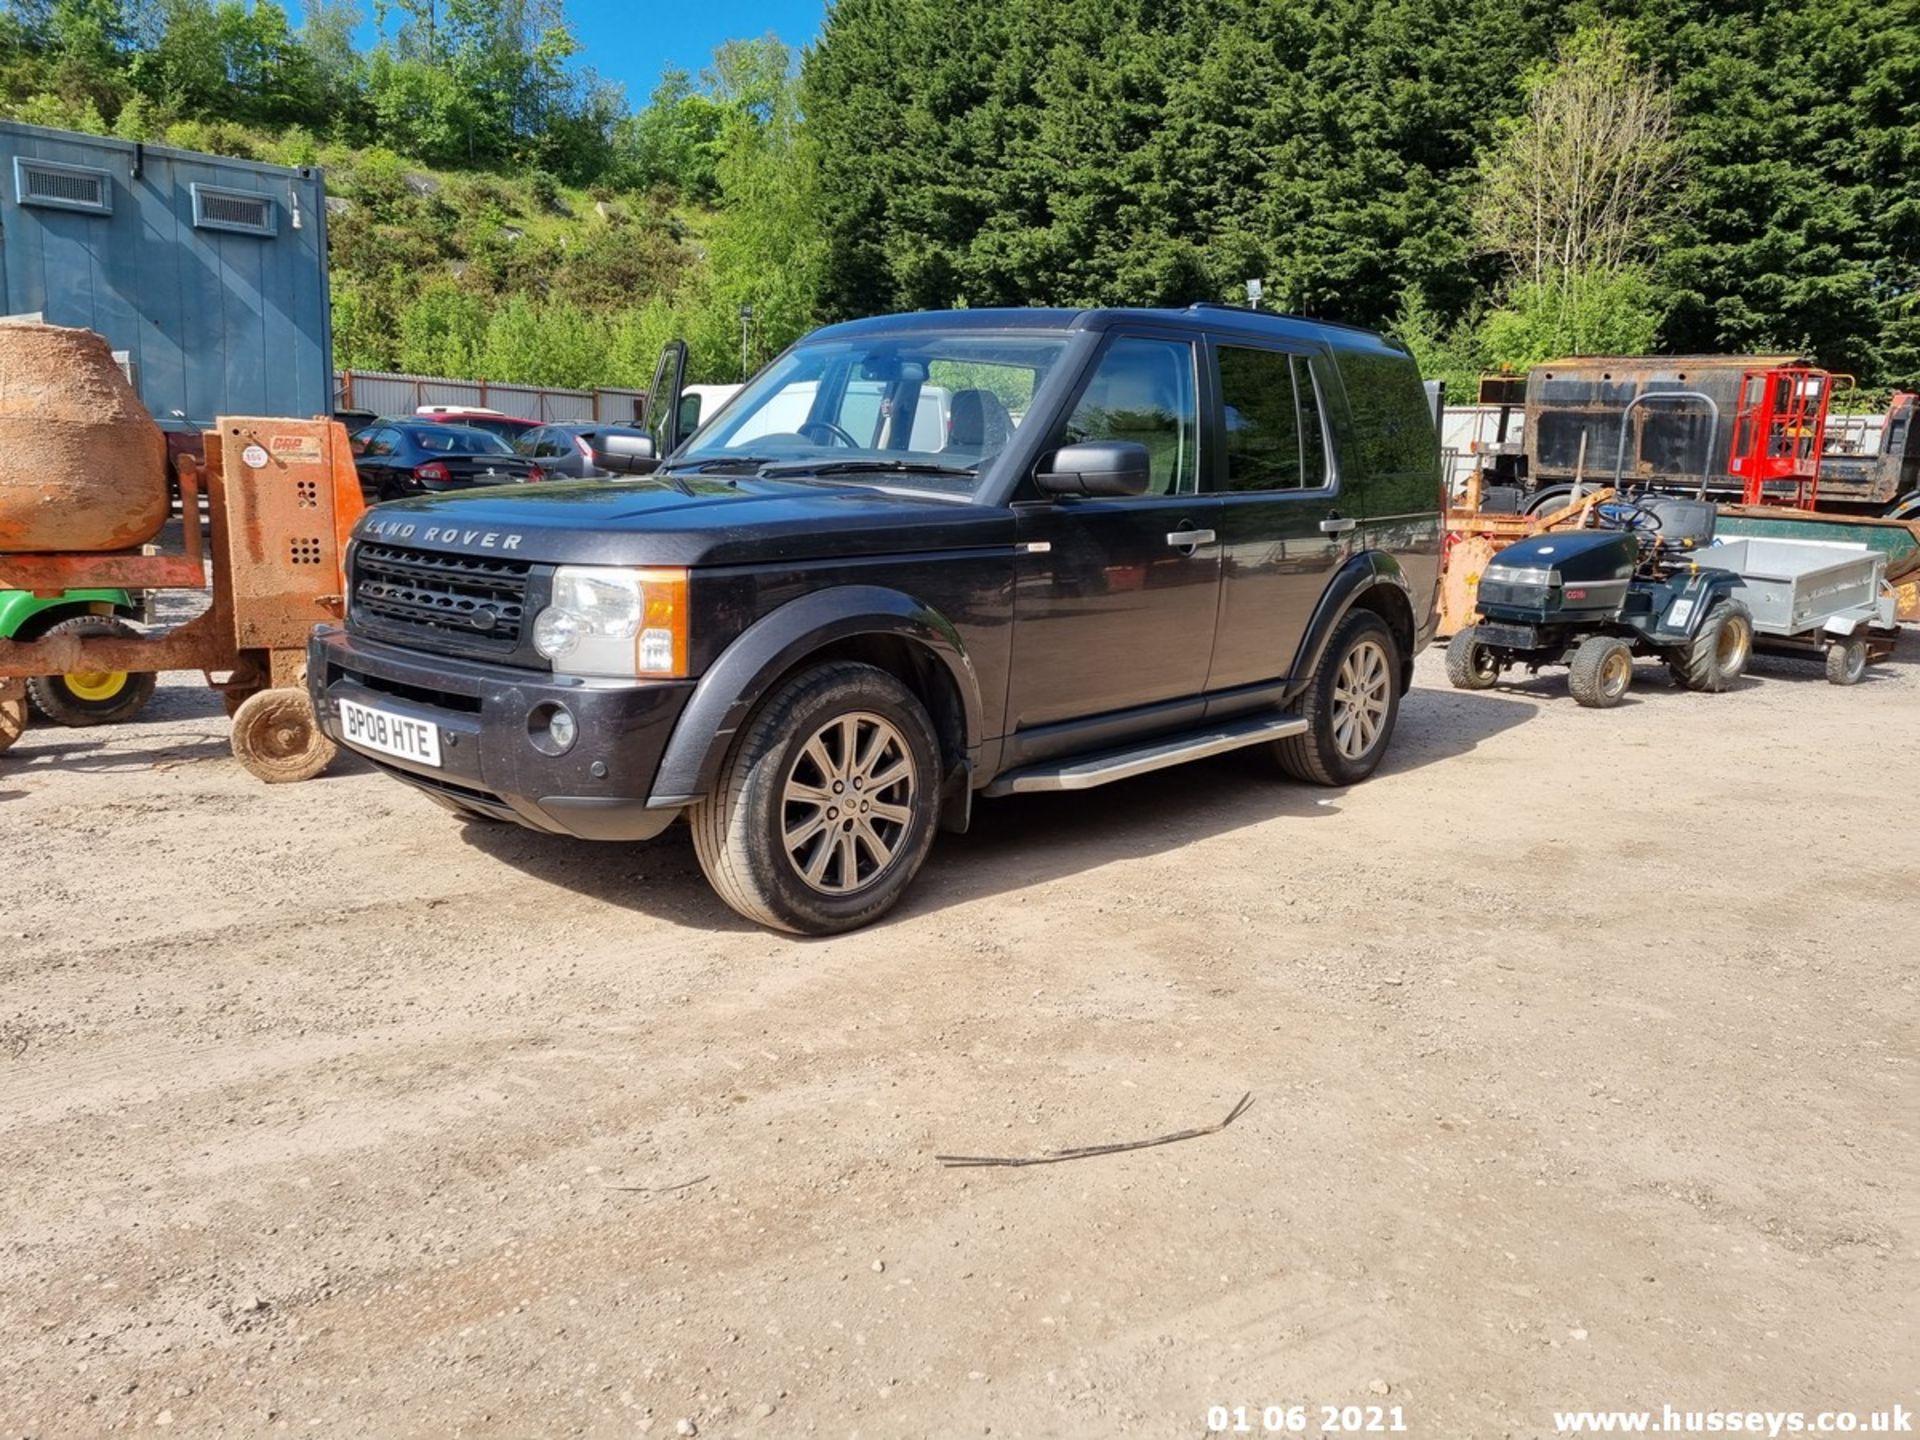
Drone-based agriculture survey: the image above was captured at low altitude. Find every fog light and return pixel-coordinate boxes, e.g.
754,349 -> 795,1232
528,701 -> 577,756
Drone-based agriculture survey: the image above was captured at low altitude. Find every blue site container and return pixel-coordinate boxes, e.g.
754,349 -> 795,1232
0,119 -> 331,435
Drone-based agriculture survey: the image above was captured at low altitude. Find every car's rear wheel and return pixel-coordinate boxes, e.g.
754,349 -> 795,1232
690,662 -> 942,935
24,615 -> 157,726
1272,610 -> 1401,786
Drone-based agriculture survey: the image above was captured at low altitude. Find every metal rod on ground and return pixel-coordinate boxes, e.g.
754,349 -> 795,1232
935,1093 -> 1254,1169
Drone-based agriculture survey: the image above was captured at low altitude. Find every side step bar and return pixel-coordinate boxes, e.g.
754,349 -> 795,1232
984,713 -> 1308,796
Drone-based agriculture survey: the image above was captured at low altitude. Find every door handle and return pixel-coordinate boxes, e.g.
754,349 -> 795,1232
1166,528 -> 1216,549
1320,515 -> 1358,534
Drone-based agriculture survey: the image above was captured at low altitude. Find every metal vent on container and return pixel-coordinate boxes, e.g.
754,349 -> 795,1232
14,157 -> 111,214
191,183 -> 276,236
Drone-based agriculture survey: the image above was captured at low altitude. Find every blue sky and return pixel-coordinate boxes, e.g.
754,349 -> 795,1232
346,1 -> 832,107
569,0 -> 830,97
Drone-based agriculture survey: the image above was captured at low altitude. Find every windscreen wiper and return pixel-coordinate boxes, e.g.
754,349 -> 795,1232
662,455 -> 782,474
757,458 -> 981,480
648,469 -> 698,497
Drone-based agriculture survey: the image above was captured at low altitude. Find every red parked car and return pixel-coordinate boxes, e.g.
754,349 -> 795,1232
413,406 -> 542,447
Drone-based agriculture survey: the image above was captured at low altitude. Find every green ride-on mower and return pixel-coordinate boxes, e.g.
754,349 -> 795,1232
0,587 -> 157,726
1445,496 -> 1754,709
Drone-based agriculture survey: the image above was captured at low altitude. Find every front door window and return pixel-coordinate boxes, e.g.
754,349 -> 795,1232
1060,337 -> 1199,496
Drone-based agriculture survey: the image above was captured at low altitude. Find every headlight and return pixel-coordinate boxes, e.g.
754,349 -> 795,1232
1483,565 -> 1556,587
531,566 -> 689,679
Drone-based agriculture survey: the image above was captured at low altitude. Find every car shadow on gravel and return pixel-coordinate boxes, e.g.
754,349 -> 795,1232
455,688 -> 1537,932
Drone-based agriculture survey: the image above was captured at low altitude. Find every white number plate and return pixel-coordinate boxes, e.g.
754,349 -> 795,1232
338,697 -> 442,767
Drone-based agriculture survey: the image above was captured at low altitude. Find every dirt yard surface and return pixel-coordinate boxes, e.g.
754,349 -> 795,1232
2,642 -> 1914,1439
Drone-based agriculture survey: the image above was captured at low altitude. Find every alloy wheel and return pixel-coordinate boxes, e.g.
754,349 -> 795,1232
780,712 -> 917,895
1331,638 -> 1391,760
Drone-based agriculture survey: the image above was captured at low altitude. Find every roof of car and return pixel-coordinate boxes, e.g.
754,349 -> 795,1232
807,304 -> 1401,352
418,406 -> 539,421
373,419 -> 500,437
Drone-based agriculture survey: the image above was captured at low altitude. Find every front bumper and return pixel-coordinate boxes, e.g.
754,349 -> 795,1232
308,625 -> 695,841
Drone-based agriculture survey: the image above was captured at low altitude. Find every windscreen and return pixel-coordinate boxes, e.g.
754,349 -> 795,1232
671,333 -> 1069,491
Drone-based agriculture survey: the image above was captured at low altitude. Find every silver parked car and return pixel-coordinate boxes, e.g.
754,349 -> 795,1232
514,423 -> 658,479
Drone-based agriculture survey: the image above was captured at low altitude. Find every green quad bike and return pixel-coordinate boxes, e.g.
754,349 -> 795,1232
1446,496 -> 1755,709
0,587 -> 157,727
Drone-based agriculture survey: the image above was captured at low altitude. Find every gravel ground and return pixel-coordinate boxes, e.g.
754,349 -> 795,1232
0,639 -> 1914,1438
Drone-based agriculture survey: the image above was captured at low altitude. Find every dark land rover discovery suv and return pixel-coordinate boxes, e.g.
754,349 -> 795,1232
310,306 -> 1444,933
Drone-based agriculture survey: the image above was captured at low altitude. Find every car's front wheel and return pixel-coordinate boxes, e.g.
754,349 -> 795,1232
689,662 -> 942,935
1273,609 -> 1402,786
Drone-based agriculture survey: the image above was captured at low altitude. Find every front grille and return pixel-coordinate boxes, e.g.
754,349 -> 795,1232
330,663 -> 483,714
350,543 -> 537,661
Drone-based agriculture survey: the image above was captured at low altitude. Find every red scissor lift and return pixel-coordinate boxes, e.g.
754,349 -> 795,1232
1728,366 -> 1830,507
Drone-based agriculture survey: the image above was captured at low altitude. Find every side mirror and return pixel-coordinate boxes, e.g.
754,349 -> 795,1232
598,433 -> 657,474
676,393 -> 703,435
1034,440 -> 1151,498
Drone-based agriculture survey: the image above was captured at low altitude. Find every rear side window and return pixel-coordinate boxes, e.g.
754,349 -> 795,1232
1336,347 -> 1440,484
1217,346 -> 1330,492
414,428 -> 510,455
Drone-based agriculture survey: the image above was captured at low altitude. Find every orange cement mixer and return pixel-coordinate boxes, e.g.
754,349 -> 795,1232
0,323 -> 168,553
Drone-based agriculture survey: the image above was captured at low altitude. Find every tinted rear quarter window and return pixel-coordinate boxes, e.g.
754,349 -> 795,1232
1333,346 -> 1440,511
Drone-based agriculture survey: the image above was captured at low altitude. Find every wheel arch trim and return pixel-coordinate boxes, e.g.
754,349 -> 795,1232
1289,551 -> 1419,695
647,585 -> 983,807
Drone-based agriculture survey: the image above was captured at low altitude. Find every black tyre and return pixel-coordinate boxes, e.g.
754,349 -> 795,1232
1273,610 -> 1402,786
689,662 -> 942,935
1568,635 -> 1633,709
1825,637 -> 1868,686
24,615 -> 157,726
1673,598 -> 1752,693
1444,627 -> 1500,691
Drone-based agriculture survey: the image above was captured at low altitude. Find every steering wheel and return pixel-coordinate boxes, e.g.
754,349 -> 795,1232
797,419 -> 861,448
1597,500 -> 1662,533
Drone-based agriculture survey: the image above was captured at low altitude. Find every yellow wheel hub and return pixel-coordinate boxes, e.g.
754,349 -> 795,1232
64,669 -> 129,702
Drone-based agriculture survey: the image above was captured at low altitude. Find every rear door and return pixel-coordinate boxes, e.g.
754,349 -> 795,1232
1203,341 -> 1349,695
1005,332 -> 1222,744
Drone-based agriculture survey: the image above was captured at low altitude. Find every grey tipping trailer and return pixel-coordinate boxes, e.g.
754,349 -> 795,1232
0,120 -> 331,437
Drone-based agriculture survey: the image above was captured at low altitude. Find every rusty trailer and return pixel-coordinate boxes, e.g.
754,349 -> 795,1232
0,417 -> 364,780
